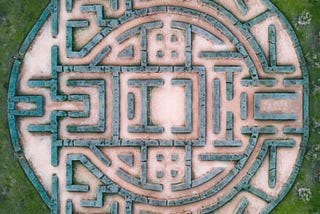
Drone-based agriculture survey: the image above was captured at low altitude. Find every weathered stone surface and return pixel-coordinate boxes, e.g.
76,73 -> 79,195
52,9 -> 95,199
8,0 -> 308,213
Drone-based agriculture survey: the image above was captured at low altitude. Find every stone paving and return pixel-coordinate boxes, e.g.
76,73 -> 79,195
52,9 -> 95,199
7,0 -> 309,213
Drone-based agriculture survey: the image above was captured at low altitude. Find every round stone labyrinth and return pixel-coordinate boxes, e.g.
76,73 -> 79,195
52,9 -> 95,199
8,0 -> 309,213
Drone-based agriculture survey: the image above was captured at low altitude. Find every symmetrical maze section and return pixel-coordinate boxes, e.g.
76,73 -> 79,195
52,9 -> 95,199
8,0 -> 308,213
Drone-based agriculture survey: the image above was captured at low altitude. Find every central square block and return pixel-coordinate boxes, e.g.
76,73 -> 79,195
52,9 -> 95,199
118,68 -> 206,144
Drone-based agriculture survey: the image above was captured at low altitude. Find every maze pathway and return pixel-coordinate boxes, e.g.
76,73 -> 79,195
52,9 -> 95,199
8,0 -> 309,213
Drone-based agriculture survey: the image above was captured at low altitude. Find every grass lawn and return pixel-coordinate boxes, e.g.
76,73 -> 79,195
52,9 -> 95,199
0,0 -> 319,213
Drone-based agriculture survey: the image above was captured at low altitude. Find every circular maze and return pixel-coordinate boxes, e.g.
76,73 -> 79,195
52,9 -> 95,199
8,0 -> 309,213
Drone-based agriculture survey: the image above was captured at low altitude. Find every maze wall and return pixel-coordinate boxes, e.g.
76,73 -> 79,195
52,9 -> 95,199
8,0 -> 309,213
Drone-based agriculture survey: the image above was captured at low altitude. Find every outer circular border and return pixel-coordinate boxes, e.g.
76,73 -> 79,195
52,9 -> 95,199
7,0 -> 309,213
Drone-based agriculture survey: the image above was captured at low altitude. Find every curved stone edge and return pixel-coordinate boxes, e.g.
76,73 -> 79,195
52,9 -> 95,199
7,1 -> 58,212
260,0 -> 309,213
201,0 -> 309,213
6,0 -> 309,213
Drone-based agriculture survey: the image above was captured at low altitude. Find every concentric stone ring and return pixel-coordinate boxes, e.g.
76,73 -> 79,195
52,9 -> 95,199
8,0 -> 309,213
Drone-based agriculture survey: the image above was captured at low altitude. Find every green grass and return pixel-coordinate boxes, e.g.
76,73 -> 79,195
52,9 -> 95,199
0,1 -> 49,213
271,0 -> 320,213
0,0 -> 320,213
272,0 -> 320,51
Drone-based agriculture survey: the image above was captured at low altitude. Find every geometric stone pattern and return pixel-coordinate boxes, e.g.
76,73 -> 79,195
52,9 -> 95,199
7,0 -> 309,213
